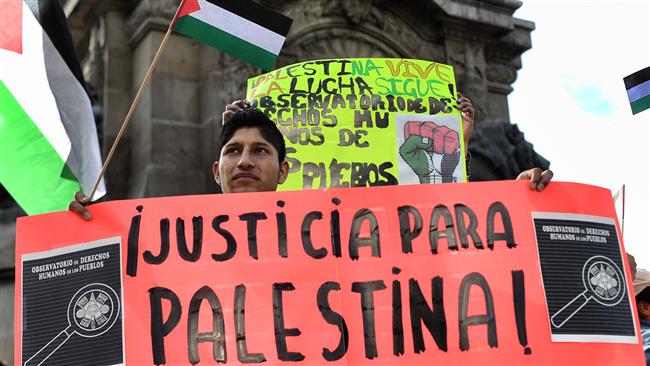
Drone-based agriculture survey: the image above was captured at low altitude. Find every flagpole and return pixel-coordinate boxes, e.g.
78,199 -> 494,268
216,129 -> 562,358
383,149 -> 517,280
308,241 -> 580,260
621,184 -> 626,237
88,0 -> 185,200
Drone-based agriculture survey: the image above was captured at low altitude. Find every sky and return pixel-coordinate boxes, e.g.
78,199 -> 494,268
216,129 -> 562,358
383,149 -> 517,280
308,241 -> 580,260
509,0 -> 650,268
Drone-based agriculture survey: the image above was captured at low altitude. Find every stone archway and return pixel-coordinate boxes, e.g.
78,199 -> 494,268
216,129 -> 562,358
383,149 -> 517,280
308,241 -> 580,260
280,25 -> 407,63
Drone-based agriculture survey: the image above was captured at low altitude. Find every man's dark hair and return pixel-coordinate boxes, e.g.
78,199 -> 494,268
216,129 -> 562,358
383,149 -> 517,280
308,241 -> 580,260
637,287 -> 650,304
218,108 -> 286,163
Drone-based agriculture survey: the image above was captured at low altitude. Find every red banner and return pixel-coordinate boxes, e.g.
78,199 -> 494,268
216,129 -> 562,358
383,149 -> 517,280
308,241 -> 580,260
15,181 -> 644,365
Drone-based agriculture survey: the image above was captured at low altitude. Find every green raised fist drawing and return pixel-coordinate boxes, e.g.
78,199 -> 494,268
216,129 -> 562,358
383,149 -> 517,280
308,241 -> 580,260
400,135 -> 436,183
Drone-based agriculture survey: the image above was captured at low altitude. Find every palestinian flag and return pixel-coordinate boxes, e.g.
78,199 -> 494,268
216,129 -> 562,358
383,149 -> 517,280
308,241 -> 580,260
624,66 -> 650,115
172,0 -> 292,71
0,0 -> 105,215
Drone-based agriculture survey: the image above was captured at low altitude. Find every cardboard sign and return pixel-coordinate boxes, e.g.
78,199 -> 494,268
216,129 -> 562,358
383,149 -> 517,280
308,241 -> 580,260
14,182 -> 644,365
245,58 -> 466,189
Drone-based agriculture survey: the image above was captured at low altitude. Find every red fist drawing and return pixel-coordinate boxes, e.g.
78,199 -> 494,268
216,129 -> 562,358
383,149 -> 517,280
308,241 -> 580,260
404,121 -> 460,155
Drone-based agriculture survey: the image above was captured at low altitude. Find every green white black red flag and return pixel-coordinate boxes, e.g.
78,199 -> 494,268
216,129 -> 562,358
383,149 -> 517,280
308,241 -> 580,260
0,0 -> 105,215
623,66 -> 650,115
172,0 -> 293,71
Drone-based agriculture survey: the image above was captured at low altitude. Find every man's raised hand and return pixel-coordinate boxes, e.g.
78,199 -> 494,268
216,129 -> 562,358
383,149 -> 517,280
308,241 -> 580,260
222,100 -> 250,125
457,92 -> 475,147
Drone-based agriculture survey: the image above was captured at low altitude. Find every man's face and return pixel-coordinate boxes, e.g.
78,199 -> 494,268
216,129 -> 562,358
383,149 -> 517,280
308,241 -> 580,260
213,127 -> 288,193
639,299 -> 650,321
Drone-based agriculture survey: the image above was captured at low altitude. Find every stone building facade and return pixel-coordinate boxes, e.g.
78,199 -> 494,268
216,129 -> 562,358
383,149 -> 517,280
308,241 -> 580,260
0,1 -> 542,363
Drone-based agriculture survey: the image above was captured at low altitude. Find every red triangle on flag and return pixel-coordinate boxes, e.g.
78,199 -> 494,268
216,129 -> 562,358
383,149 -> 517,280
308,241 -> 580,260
177,0 -> 201,19
0,0 -> 22,54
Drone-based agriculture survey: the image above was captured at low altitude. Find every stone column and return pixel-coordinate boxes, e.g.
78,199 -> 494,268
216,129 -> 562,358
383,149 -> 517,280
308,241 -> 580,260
485,18 -> 535,122
198,50 -> 255,193
436,0 -> 529,122
126,0 -> 206,197
100,6 -> 134,198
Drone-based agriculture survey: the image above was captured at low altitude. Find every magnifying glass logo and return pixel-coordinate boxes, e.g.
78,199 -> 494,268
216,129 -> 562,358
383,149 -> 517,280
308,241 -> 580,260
550,255 -> 625,328
25,283 -> 120,366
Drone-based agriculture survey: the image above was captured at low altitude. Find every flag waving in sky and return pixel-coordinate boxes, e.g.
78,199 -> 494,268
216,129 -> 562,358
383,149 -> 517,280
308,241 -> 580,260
0,0 -> 105,215
624,66 -> 650,115
172,0 -> 293,71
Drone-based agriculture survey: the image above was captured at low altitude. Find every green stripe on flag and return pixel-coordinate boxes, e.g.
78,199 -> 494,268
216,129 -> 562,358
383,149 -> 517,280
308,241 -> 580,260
0,80 -> 80,215
631,94 -> 650,115
174,15 -> 278,71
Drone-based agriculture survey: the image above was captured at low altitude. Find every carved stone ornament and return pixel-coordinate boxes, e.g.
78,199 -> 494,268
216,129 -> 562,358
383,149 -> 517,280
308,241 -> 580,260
322,0 -> 383,28
277,0 -> 447,64
126,0 -> 176,36
486,62 -> 518,85
282,28 -> 404,65
448,41 -> 488,120
85,16 -> 106,101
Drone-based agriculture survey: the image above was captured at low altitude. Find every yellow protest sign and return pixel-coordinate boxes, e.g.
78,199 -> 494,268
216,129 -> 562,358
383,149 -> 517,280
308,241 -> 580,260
246,58 -> 466,190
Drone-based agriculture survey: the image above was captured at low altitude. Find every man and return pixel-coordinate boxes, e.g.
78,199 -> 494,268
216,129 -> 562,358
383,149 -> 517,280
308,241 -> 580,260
70,98 -> 553,219
635,268 -> 650,365
214,107 -> 289,193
